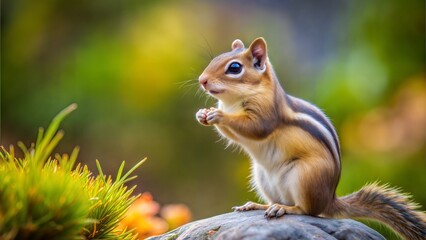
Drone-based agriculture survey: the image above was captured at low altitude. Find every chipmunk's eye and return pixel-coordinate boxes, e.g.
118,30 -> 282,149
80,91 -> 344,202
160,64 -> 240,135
226,62 -> 242,74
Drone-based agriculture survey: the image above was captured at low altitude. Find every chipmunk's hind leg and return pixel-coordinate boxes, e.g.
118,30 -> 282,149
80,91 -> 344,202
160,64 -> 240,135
232,202 -> 305,219
232,201 -> 269,212
264,204 -> 306,218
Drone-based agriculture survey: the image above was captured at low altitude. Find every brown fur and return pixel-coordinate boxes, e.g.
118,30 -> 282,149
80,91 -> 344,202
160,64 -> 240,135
195,37 -> 426,239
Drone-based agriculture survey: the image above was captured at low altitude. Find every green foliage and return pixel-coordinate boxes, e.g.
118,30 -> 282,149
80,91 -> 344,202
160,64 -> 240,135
81,160 -> 144,239
0,104 -> 144,240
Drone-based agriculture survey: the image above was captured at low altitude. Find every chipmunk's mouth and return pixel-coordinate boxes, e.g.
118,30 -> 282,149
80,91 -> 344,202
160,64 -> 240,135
209,90 -> 223,95
201,84 -> 224,95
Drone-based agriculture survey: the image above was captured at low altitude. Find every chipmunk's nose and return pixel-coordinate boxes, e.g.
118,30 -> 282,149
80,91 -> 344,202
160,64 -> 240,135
198,74 -> 208,87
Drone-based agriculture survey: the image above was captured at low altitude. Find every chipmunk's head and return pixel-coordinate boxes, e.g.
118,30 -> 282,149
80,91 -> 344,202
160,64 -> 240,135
199,37 -> 274,103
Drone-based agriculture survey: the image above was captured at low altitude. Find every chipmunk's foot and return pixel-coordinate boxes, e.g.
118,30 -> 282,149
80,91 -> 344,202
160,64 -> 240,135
232,201 -> 269,212
264,204 -> 305,218
264,203 -> 287,218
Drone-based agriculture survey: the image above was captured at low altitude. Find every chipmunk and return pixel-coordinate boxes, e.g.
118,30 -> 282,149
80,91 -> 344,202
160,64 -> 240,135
195,37 -> 426,239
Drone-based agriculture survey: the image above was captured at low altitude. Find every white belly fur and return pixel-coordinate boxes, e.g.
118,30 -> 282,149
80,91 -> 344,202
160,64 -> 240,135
248,138 -> 300,205
218,124 -> 300,205
216,101 -> 300,205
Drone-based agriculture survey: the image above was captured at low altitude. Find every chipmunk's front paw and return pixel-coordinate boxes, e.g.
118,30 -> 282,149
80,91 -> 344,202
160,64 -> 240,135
232,201 -> 269,212
206,108 -> 224,125
196,108 -> 210,126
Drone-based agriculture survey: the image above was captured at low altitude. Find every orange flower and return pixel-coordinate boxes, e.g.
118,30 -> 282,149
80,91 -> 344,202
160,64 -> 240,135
160,204 -> 192,230
131,192 -> 161,216
119,192 -> 192,239
133,216 -> 168,239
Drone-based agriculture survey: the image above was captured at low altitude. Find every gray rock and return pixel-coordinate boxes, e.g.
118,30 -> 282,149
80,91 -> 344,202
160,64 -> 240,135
148,210 -> 385,240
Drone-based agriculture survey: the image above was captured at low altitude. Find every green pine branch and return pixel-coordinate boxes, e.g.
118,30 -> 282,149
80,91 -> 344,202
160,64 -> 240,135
0,104 -> 144,240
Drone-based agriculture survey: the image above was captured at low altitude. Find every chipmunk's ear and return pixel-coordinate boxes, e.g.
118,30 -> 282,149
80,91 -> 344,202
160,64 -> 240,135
231,39 -> 245,51
248,37 -> 267,70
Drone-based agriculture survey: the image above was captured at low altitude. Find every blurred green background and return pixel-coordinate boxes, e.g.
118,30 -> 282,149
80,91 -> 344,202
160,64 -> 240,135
1,0 -> 425,238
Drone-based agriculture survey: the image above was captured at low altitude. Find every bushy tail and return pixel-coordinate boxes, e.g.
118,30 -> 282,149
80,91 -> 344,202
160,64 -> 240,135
323,182 -> 426,240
